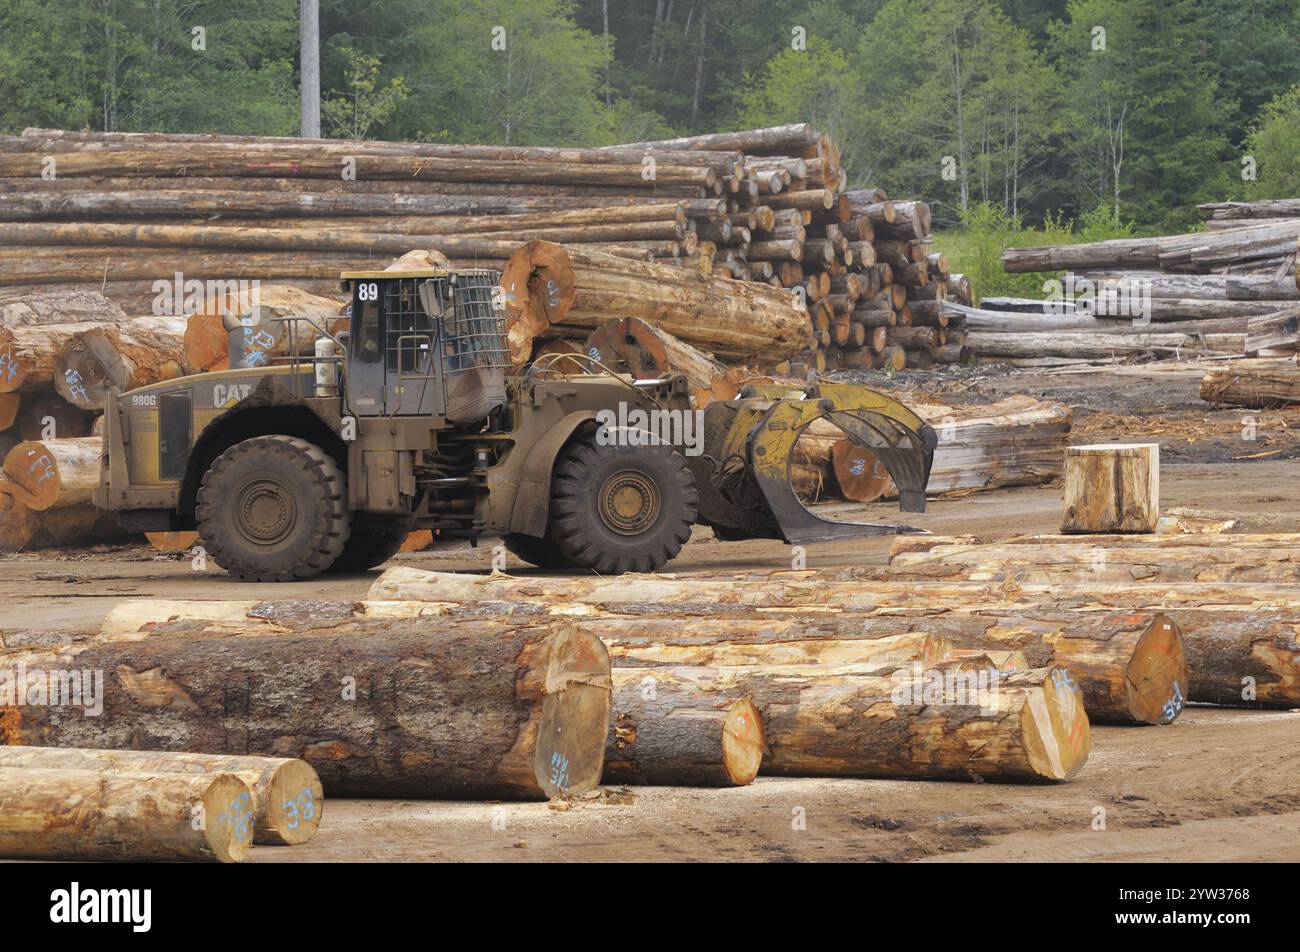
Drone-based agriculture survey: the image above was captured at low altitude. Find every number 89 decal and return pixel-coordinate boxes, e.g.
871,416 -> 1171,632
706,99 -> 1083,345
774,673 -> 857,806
356,282 -> 380,302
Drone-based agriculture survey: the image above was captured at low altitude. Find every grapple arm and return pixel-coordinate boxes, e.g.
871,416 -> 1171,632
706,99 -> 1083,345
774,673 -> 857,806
689,382 -> 937,544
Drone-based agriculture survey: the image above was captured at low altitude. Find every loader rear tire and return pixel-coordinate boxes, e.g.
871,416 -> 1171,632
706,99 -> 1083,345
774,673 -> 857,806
329,526 -> 408,573
196,435 -> 350,581
501,532 -> 575,570
549,431 -> 698,574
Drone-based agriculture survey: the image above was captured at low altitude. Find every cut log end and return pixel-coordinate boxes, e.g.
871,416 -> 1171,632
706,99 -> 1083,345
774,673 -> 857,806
1126,613 -> 1189,726
536,625 -> 612,800
721,698 -> 766,785
1023,669 -> 1091,782
198,772 -> 257,862
259,758 -> 326,846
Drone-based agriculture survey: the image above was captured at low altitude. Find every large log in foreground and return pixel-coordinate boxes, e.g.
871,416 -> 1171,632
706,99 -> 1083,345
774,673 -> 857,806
0,767 -> 253,863
5,623 -> 612,800
0,746 -> 322,846
501,241 -> 810,366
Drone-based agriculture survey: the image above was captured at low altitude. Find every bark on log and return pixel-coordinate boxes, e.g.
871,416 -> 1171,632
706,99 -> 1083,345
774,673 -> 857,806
1245,306 -> 1300,355
1199,361 -> 1300,408
886,537 -> 1300,584
501,241 -> 809,367
55,316 -> 189,409
3,622 -> 612,800
0,767 -> 252,862
0,321 -> 119,392
0,746 -> 322,846
1061,443 -> 1160,534
0,290 -> 126,326
182,285 -> 346,373
584,317 -> 734,405
613,662 -> 1088,782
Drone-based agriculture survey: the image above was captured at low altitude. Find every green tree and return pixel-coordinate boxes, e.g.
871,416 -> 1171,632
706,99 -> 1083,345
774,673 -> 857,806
851,0 -> 1057,221
395,0 -> 614,146
1244,86 -> 1300,199
737,39 -> 863,170
322,49 -> 409,140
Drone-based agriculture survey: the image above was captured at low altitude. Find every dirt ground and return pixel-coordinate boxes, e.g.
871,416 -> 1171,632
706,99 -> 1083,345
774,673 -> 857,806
2,362 -> 1298,862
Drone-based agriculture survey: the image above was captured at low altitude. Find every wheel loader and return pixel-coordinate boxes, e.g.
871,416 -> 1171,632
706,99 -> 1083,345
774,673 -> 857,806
93,268 -> 936,580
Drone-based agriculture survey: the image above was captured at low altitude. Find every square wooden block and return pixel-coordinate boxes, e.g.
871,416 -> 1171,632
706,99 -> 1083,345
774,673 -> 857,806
1061,443 -> 1160,534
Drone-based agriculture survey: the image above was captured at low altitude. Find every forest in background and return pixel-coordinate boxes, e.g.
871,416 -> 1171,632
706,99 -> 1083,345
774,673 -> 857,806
1,0 -> 1297,241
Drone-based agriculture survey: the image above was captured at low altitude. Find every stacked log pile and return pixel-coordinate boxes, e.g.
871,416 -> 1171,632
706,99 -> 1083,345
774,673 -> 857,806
979,198 -> 1300,365
1,125 -> 964,375
50,574 -> 1100,783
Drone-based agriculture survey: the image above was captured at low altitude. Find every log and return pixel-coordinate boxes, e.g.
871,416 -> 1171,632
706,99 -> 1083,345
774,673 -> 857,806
0,484 -> 37,552
0,221 -> 678,256
603,610 -> 1180,726
584,316 -> 728,404
501,241 -> 809,366
616,662 -> 1088,782
0,746 -> 322,846
55,316 -> 189,409
1004,220 -> 1300,273
966,330 -> 1224,360
2,437 -> 101,510
874,201 -> 931,240
0,289 -> 126,326
600,124 -> 821,156
0,150 -> 720,189
183,284 -> 346,373
0,321 -> 118,392
15,393 -> 96,443
1199,361 -> 1300,408
0,767 -> 252,862
1244,305 -> 1300,355
605,673 -> 764,786
365,565 -> 1295,710
1061,443 -> 1160,534
886,537 -> 1300,584
5,622 -> 612,800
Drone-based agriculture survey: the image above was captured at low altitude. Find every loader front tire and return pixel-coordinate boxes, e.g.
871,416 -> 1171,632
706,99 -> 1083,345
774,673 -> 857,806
549,431 -> 698,575
196,435 -> 350,581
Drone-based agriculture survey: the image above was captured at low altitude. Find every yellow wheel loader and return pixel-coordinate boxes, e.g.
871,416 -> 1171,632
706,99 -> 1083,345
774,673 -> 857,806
94,269 -> 935,580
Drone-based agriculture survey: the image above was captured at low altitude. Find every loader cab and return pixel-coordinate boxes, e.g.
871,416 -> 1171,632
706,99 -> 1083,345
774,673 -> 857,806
339,269 -> 509,424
